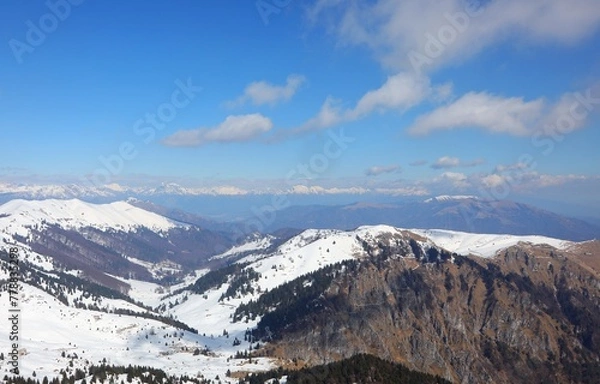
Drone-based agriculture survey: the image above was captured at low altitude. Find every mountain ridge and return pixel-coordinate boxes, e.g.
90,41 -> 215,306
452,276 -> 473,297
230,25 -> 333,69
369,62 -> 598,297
0,198 -> 186,233
258,198 -> 600,241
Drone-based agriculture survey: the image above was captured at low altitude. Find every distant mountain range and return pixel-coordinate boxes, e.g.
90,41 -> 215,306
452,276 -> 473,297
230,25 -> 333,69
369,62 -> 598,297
255,196 -> 600,241
0,182 -> 247,199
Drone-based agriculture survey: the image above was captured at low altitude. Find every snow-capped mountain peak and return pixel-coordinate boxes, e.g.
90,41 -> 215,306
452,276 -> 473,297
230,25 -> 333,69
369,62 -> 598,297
0,198 -> 185,235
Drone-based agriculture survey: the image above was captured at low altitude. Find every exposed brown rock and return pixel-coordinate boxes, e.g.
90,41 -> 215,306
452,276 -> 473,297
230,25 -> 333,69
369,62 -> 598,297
262,244 -> 600,384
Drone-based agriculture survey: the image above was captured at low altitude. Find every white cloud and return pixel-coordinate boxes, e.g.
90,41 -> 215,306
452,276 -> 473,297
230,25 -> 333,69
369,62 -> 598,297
308,0 -> 600,72
292,96 -> 345,135
534,174 -> 586,188
431,156 -> 485,169
289,72 -> 433,137
162,114 -> 273,147
408,88 -> 600,137
290,2 -> 600,140
423,168 -> 583,195
481,174 -> 506,189
435,172 -> 470,189
539,92 -> 592,136
229,74 -> 306,107
432,83 -> 454,102
365,165 -> 401,177
348,72 -> 432,118
441,172 -> 467,182
408,92 -> 544,136
480,171 -> 595,192
431,156 -> 460,169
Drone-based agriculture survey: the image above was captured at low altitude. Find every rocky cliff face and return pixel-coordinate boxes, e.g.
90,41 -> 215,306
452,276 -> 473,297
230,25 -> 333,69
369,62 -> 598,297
261,243 -> 600,383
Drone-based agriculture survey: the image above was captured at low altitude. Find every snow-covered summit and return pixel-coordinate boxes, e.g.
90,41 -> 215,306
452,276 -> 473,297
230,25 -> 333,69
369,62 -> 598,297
0,198 -> 185,234
410,228 -> 571,258
424,195 -> 479,203
250,224 -> 572,264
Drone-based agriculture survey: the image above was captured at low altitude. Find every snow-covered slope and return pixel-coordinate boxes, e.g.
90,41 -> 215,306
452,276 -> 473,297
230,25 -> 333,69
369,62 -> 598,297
411,228 -> 571,258
0,214 -> 579,382
165,228 -> 369,334
0,199 -> 240,289
0,198 -> 185,236
211,235 -> 274,260
0,283 -> 272,382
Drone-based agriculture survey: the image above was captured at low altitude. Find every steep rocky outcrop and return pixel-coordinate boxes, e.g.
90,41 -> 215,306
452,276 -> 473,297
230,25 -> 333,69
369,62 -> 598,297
260,243 -> 600,383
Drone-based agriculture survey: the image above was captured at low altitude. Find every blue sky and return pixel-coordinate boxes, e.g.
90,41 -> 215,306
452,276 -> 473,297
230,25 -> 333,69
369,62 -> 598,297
1,0 -> 600,209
